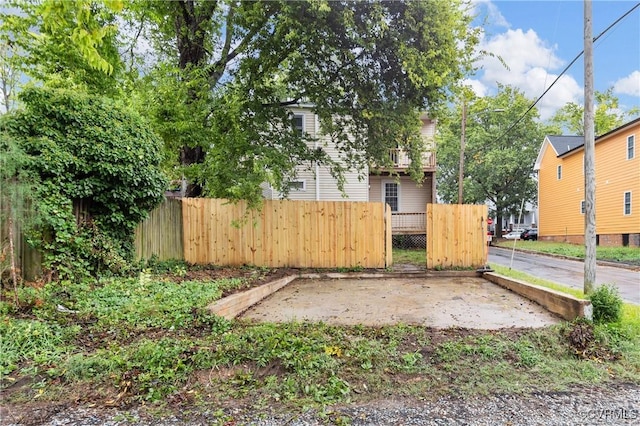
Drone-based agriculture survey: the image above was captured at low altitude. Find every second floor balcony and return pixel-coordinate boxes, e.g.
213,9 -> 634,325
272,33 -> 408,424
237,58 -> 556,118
372,148 -> 436,173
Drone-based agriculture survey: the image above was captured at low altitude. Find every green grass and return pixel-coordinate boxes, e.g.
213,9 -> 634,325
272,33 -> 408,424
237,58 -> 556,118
490,264 -> 586,299
493,240 -> 640,264
392,248 -> 425,265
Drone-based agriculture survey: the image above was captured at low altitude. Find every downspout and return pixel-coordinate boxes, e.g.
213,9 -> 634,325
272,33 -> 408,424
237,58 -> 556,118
315,114 -> 320,201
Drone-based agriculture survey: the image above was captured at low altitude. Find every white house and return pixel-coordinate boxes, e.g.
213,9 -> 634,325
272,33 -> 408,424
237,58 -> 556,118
262,103 -> 437,236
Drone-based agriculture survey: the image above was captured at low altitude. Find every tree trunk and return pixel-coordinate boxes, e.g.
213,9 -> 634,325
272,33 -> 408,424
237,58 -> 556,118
180,146 -> 204,197
174,0 -> 215,197
495,203 -> 506,237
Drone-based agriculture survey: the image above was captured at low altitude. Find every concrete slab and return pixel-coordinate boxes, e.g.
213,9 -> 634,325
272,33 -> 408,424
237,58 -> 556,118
239,277 -> 562,329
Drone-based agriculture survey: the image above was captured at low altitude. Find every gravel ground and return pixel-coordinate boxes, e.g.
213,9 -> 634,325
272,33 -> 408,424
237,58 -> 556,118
2,384 -> 638,426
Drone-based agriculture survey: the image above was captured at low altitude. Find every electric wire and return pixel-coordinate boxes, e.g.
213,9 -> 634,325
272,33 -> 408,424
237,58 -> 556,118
493,2 -> 640,143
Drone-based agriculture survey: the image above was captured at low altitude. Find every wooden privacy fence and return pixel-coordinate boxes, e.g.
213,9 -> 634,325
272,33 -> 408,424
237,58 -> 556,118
426,203 -> 488,269
181,198 -> 392,268
0,201 -> 41,282
134,198 -> 183,261
135,198 -> 393,268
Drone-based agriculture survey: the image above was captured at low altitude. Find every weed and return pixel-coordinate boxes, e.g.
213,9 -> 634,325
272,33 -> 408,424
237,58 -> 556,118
72,277 -> 235,329
0,319 -> 79,376
399,351 -> 423,372
510,338 -> 542,367
335,265 -> 364,273
589,284 -> 623,324
142,257 -> 191,275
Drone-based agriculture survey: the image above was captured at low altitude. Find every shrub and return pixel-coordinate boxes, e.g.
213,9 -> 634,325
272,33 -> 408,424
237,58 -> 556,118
0,86 -> 167,280
589,284 -> 623,324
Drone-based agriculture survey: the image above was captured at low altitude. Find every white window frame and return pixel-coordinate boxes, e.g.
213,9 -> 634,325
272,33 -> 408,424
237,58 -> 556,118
580,200 -> 585,215
292,114 -> 304,136
382,180 -> 400,212
557,165 -> 562,180
287,180 -> 306,191
627,135 -> 635,160
623,191 -> 632,215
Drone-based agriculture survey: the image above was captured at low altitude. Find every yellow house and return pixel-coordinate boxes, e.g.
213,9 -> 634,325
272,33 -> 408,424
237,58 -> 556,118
534,117 -> 640,247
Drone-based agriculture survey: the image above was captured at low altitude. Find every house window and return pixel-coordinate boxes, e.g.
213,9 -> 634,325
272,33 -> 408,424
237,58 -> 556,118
557,165 -> 562,180
580,200 -> 585,214
292,114 -> 304,136
384,182 -> 399,212
287,180 -> 306,191
624,191 -> 631,215
628,135 -> 635,160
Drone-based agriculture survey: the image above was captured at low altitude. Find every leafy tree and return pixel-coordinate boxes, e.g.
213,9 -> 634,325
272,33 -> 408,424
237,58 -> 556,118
4,0 -> 480,208
549,88 -> 639,136
437,86 -> 547,232
0,86 -> 167,280
0,0 -> 124,96
127,0 -> 479,201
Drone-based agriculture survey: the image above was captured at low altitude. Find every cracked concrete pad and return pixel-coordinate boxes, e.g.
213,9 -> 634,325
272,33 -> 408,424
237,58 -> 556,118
240,277 -> 562,329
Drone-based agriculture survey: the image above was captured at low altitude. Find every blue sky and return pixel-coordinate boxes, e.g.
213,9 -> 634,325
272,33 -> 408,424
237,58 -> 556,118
468,0 -> 640,121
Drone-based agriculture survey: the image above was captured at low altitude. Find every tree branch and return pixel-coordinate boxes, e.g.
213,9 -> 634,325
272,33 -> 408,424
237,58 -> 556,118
208,6 -> 277,85
219,2 -> 234,66
261,98 -> 301,108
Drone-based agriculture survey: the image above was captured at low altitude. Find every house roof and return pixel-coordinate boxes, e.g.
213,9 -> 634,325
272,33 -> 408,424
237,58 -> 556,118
546,135 -> 585,157
533,135 -> 583,170
534,116 -> 640,171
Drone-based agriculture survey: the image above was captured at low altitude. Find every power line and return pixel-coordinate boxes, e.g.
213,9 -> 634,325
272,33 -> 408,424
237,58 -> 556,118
493,2 -> 640,143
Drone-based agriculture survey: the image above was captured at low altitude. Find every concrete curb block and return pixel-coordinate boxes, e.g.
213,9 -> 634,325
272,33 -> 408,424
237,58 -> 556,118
207,275 -> 298,320
483,272 -> 592,321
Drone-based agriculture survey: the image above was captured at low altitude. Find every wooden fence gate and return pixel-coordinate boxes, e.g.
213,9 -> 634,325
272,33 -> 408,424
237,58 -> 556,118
426,203 -> 489,269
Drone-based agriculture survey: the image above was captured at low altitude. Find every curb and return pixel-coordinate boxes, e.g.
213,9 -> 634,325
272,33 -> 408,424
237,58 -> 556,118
483,272 -> 591,321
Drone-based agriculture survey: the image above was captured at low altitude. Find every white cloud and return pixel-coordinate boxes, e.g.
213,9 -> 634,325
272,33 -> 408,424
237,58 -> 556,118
472,0 -> 509,29
462,78 -> 489,98
613,71 -> 640,97
469,28 -> 583,120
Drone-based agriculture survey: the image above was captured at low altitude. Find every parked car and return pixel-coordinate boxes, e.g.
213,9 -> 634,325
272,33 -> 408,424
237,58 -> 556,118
521,229 -> 538,241
503,230 -> 523,240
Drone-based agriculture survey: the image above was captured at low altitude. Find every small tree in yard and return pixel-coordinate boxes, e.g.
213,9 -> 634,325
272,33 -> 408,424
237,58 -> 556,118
0,86 -> 167,281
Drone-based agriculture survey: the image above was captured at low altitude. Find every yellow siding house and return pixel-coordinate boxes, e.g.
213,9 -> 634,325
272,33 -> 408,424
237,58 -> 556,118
534,117 -> 640,247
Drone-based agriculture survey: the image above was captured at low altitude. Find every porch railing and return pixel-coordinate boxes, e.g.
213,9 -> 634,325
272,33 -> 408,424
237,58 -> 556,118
391,212 -> 426,234
388,149 -> 435,170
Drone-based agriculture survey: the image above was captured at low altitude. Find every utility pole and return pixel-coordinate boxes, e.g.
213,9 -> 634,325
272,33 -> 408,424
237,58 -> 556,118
458,100 -> 467,205
584,0 -> 596,294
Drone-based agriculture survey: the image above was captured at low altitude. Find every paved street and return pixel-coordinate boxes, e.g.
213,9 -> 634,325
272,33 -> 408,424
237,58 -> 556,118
489,247 -> 640,304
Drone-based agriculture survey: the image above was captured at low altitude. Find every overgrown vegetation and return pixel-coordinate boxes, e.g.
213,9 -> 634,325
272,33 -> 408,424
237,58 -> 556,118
0,86 -> 167,282
1,265 -> 638,418
589,284 -> 623,324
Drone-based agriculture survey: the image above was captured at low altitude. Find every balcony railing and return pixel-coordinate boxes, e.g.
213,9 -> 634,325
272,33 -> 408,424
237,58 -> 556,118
391,212 -> 426,235
380,149 -> 436,171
